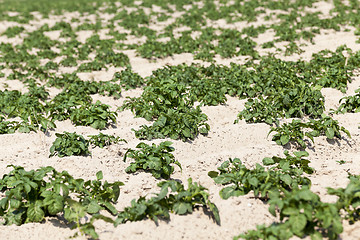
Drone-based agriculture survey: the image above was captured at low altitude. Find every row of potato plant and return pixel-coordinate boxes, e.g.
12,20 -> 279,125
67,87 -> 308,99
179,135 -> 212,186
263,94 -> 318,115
0,163 -> 219,239
208,147 -> 360,239
1,0 -> 359,61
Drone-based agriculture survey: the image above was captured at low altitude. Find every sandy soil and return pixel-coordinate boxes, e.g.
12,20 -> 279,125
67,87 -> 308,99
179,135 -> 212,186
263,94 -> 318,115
0,1 -> 360,239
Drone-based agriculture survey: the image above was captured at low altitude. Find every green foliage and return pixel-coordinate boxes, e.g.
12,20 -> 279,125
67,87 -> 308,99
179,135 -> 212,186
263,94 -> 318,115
50,131 -> 126,157
133,107 -> 210,141
215,30 -> 258,58
208,158 -> 310,200
1,26 -> 25,38
95,50 -> 129,67
235,222 -> 294,240
234,45 -> 360,124
269,188 -> 342,239
59,56 -> 77,67
48,94 -> 117,129
69,101 -> 117,130
0,165 -> 123,239
1,1 -> 360,238
336,88 -> 360,113
47,74 -> 121,98
328,174 -> 360,224
115,178 -> 220,225
77,60 -> 106,72
88,132 -> 126,148
0,90 -> 45,119
49,132 -> 90,158
238,188 -> 343,240
269,120 -> 309,148
262,151 -> 314,174
308,46 -> 357,93
124,141 -> 181,179
0,117 -> 37,134
121,74 -> 194,121
0,89 -> 56,132
120,65 -> 218,141
307,116 -> 351,140
0,0 -> 117,19
269,116 -> 351,148
112,68 -> 144,90
236,84 -> 325,124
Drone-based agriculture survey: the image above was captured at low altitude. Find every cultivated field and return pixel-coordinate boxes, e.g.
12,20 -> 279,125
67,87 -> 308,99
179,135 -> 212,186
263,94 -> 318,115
0,0 -> 360,239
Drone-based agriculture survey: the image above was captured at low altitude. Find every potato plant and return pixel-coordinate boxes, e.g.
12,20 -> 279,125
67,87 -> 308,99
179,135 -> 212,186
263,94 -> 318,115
208,158 -> 311,200
336,88 -> 360,113
238,188 -> 343,240
124,141 -> 181,179
115,178 -> 220,225
49,132 -> 90,158
88,133 -> 127,148
269,116 -> 351,149
0,166 -> 124,239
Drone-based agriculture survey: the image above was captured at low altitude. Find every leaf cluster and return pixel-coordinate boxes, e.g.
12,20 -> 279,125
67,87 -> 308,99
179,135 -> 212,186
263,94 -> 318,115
112,68 -> 145,90
238,188 -> 342,240
269,116 -> 351,148
0,89 -> 56,132
134,107 -> 210,141
328,174 -> 360,224
236,83 -> 325,124
49,132 -> 90,158
124,141 -> 181,179
88,132 -> 127,148
0,118 -> 37,134
48,96 -> 117,130
336,88 -> 360,113
115,178 -> 220,225
208,158 -> 310,200
50,131 -> 126,157
0,165 -> 124,239
262,151 -> 314,174
1,26 -> 25,38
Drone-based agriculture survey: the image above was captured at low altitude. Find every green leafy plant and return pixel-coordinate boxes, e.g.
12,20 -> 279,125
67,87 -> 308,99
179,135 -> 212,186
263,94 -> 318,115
268,116 -> 351,148
69,101 -> 117,130
262,150 -> 314,174
49,132 -> 90,157
0,165 -> 124,239
124,141 -> 181,179
269,120 -> 309,148
112,68 -> 144,90
133,107 -> 210,141
1,1 -> 360,239
115,178 -> 220,225
88,132 -> 127,148
77,60 -> 106,72
238,188 -> 343,240
95,50 -> 129,67
336,88 -> 360,113
0,116 -> 38,134
208,158 -> 311,200
0,89 -> 55,132
328,174 -> 360,224
307,116 -> 351,140
121,77 -> 194,121
1,26 -> 25,38
236,84 -> 325,124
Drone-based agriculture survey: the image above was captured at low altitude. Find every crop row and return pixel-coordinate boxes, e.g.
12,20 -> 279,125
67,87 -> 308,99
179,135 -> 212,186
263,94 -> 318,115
0,0 -> 360,60
1,136 -> 360,239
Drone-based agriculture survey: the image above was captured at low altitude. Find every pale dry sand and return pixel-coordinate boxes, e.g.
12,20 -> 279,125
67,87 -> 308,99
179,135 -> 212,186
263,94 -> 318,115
0,1 -> 360,239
